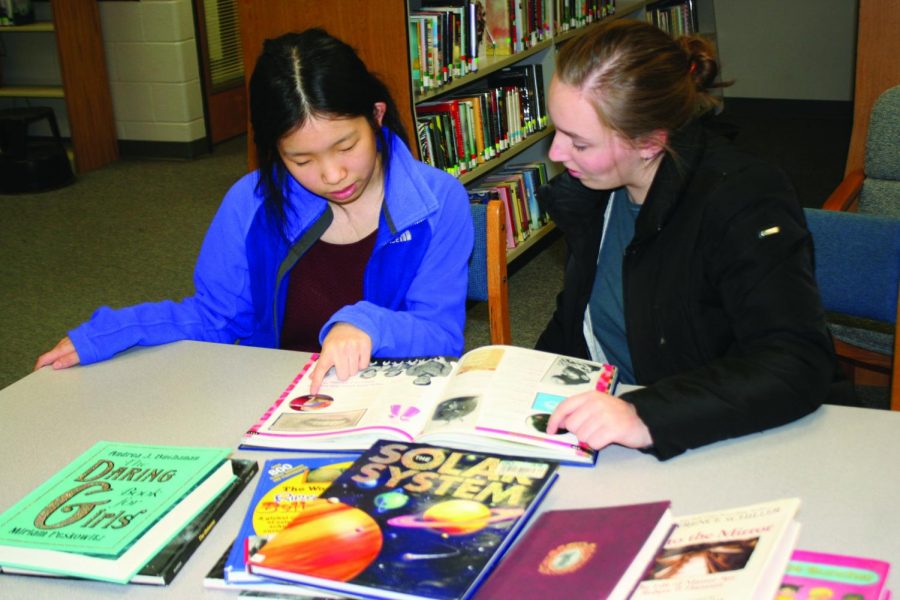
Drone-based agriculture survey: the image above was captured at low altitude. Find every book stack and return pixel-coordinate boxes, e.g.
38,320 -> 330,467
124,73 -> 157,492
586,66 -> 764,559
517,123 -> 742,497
209,440 -> 559,600
215,455 -> 358,592
0,441 -> 255,585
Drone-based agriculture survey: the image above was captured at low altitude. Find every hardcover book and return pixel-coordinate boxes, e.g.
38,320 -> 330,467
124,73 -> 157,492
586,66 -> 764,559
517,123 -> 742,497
241,344 -> 618,465
132,458 -> 258,585
224,455 -> 358,585
632,498 -> 802,600
0,441 -> 233,583
778,549 -> 891,600
205,541 -> 343,598
473,501 -> 674,600
1,458 -> 258,585
247,440 -> 559,600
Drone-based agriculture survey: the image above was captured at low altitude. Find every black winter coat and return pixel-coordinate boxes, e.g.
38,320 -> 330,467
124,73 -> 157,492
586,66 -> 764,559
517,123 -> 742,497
536,122 -> 835,460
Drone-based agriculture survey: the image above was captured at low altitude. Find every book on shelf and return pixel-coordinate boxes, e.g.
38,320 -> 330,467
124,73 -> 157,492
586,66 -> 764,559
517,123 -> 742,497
632,497 -> 802,600
241,344 -> 619,465
224,455 -> 358,586
487,64 -> 548,134
473,501 -> 675,600
0,441 -> 234,584
468,186 -> 518,249
411,1 -> 483,95
418,98 -> 469,173
246,439 -> 560,600
777,549 -> 891,600
0,457 -> 258,586
484,0 -> 515,55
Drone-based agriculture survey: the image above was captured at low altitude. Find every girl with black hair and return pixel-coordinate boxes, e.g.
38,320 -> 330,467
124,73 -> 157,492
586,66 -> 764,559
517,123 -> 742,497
37,29 -> 473,389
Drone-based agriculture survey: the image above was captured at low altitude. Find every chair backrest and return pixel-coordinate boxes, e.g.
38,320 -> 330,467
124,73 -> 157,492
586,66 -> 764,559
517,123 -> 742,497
804,208 -> 900,324
861,84 -> 900,217
468,200 -> 511,345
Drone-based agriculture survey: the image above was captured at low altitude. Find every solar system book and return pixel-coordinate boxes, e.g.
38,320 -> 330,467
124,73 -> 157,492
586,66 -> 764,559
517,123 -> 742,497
247,440 -> 560,600
224,454 -> 358,586
242,344 -> 618,465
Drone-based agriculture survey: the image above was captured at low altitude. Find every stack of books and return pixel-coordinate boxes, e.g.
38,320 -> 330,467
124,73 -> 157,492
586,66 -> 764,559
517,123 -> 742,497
206,440 -> 560,599
0,441 -> 257,585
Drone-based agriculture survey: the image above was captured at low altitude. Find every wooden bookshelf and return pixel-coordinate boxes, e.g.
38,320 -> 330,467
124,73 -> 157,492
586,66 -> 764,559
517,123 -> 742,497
0,0 -> 117,173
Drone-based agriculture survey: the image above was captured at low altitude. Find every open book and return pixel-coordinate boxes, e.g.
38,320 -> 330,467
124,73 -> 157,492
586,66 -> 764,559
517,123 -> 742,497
241,345 -> 618,465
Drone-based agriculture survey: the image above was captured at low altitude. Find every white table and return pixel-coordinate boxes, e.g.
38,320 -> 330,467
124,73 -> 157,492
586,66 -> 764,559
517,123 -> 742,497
1,341 -> 897,598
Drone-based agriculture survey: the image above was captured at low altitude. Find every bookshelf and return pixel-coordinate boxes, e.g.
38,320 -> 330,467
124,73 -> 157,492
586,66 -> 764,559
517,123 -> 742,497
0,0 -> 117,173
234,0 -> 676,264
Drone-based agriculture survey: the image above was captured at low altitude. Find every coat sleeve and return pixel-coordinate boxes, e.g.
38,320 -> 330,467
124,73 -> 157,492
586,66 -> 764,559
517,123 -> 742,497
625,163 -> 835,460
323,173 -> 474,358
68,177 -> 262,364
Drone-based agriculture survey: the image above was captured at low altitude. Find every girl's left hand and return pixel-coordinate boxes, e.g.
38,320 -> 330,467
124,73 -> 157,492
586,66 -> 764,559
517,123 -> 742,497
546,390 -> 653,451
308,323 -> 372,394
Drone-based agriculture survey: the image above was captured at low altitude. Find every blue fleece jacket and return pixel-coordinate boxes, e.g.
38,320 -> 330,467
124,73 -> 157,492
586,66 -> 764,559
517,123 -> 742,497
69,131 -> 474,364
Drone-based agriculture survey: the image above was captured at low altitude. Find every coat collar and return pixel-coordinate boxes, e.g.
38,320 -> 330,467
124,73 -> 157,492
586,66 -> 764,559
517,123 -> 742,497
631,121 -> 708,245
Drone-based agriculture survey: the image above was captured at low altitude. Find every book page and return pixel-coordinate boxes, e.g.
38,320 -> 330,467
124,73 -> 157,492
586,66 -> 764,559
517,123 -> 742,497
420,346 -> 615,455
251,357 -> 456,444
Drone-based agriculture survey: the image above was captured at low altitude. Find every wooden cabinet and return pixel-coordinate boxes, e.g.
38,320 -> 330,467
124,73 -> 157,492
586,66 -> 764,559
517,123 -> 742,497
0,0 -> 117,172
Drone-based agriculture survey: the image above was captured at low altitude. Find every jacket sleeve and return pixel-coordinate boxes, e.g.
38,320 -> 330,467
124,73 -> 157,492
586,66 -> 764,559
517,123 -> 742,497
68,178 -> 261,364
323,174 -> 474,358
625,163 -> 835,460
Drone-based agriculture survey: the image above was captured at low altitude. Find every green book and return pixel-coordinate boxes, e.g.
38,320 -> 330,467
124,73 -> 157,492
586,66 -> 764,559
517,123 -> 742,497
0,441 -> 233,583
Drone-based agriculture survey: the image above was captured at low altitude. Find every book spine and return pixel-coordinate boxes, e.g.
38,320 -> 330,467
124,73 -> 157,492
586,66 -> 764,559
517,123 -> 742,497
134,459 -> 260,585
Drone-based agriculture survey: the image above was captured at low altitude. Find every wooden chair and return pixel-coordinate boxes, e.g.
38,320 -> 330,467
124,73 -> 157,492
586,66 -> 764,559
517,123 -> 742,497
817,84 -> 900,409
823,84 -> 900,216
468,200 -> 511,345
804,208 -> 900,410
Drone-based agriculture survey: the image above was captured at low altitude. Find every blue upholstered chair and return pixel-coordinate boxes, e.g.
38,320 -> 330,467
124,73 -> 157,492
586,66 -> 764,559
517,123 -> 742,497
823,84 -> 900,216
804,208 -> 900,409
468,199 -> 511,345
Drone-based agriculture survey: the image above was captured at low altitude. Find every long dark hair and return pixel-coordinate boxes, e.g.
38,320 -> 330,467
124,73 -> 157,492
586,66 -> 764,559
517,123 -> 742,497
248,28 -> 410,232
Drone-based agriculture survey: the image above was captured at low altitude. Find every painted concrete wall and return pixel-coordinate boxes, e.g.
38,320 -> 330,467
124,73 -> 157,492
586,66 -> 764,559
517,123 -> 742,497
712,0 -> 857,101
99,0 -> 206,143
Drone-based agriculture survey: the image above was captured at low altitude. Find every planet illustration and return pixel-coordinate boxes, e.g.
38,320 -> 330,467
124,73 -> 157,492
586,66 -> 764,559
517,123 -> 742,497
250,498 -> 383,581
387,499 -> 524,536
289,394 -> 333,411
307,463 -> 352,483
374,489 -> 410,513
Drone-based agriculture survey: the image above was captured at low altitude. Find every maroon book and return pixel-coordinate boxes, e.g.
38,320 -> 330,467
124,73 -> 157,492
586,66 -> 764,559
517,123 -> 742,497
474,501 -> 674,600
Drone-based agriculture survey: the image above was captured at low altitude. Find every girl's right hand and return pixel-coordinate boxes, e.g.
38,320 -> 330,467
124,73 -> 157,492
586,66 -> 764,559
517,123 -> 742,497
34,336 -> 81,371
